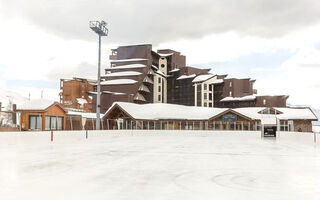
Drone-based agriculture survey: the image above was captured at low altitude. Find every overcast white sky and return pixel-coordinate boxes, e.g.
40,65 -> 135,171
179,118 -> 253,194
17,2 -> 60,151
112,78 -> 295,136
0,0 -> 319,108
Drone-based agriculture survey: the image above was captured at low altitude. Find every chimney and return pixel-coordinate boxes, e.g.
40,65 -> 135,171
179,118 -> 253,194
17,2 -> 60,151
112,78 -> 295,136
12,104 -> 17,125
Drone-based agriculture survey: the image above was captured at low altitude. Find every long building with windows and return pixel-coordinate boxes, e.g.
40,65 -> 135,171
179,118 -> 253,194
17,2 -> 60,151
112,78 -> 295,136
89,44 -> 288,113
103,102 -> 318,132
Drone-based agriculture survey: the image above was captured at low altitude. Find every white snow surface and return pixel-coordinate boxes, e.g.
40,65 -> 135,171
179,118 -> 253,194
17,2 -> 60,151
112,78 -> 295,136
100,79 -> 137,85
169,68 -> 180,73
0,130 -> 320,200
158,52 -> 174,57
76,98 -> 87,106
110,64 -> 146,70
177,74 -> 196,80
106,102 -> 318,121
107,102 -> 227,120
67,111 -> 103,119
192,74 -> 215,82
103,71 -> 142,77
0,88 -> 27,111
220,95 -> 257,102
110,58 -> 148,63
17,99 -> 56,110
102,91 -> 127,95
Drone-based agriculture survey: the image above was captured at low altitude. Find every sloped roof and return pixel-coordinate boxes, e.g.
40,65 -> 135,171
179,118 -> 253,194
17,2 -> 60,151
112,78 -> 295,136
17,99 -> 60,111
100,79 -> 137,85
192,74 -> 215,83
105,102 -> 227,120
104,102 -> 318,121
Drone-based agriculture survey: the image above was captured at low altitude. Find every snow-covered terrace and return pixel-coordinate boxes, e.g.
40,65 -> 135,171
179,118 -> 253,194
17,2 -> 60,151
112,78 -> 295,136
110,58 -> 148,63
109,64 -> 146,70
100,79 -> 137,85
102,71 -> 142,77
220,95 -> 257,102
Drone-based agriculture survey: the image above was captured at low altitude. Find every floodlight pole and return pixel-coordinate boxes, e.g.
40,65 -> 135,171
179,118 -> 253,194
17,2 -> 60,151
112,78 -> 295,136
89,20 -> 108,130
97,33 -> 101,130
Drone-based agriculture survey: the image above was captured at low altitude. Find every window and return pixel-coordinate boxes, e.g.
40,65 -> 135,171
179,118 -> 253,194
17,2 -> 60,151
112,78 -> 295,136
263,99 -> 266,105
209,93 -> 212,100
161,64 -> 165,68
158,95 -> 161,101
204,93 -> 207,100
209,103 -> 212,107
229,91 -> 232,96
51,117 -> 57,130
158,86 -> 161,92
158,77 -> 161,83
204,84 -> 207,90
29,116 -> 41,130
204,103 -> 207,107
45,116 -> 63,130
230,82 -> 232,87
209,85 -> 213,91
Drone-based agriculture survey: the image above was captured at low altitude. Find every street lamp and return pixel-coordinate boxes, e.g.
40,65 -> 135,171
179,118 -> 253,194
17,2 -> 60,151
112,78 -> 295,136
89,20 -> 109,130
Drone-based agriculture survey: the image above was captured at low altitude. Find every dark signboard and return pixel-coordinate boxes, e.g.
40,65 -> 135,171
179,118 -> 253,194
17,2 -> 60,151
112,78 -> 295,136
222,114 -> 238,122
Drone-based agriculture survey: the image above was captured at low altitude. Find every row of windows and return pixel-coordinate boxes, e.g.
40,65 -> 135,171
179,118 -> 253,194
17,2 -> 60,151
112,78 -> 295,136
29,116 -> 63,130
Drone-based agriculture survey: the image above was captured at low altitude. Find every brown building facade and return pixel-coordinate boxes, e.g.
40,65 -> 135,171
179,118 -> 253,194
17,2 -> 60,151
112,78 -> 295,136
85,44 -> 289,113
59,77 -> 96,112
17,100 -> 66,131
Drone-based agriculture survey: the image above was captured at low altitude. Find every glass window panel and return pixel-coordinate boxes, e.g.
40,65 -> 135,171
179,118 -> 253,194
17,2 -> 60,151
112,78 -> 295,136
45,116 -> 51,130
36,116 -> 41,130
30,116 -> 36,130
57,117 -> 63,130
51,117 -> 57,130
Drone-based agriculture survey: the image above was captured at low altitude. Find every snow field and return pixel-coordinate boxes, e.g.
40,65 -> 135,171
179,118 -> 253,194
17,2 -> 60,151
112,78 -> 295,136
0,131 -> 320,200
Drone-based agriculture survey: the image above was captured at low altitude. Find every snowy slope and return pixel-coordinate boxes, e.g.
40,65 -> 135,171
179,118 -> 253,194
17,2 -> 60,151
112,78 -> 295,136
0,88 -> 27,111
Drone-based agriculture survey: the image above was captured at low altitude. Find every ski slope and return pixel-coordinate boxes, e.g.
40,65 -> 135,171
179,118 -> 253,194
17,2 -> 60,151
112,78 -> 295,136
0,131 -> 320,200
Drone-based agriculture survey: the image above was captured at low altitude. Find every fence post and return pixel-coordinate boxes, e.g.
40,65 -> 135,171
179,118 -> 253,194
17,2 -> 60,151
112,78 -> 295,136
314,132 -> 317,143
86,130 -> 88,139
51,131 -> 53,142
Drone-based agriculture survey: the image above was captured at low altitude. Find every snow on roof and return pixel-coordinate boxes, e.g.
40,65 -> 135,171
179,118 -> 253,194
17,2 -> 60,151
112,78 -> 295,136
260,117 -> 277,125
100,79 -> 137,85
76,98 -> 88,106
220,95 -> 257,102
105,102 -> 318,121
110,58 -> 148,63
212,79 -> 224,84
102,71 -> 142,77
155,70 -> 172,78
177,74 -> 196,80
192,74 -> 215,83
151,65 -> 158,70
111,64 -> 146,70
67,111 -> 103,119
169,68 -> 180,73
106,102 -> 227,120
158,53 -> 174,57
102,91 -> 127,95
17,99 -> 57,110
234,107 -> 318,120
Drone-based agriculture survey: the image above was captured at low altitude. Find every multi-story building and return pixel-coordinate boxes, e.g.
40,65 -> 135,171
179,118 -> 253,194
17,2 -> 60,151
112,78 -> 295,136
59,77 -> 96,112
90,44 -> 288,113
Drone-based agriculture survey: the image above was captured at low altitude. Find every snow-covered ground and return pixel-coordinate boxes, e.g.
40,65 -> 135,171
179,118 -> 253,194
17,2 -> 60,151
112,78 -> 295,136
1,130 -> 320,200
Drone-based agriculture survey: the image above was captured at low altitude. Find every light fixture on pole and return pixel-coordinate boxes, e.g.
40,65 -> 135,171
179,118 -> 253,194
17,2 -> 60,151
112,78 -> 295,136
89,20 -> 108,130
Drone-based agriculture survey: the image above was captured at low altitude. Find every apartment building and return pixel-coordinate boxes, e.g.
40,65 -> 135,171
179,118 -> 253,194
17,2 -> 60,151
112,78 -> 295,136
87,44 -> 288,113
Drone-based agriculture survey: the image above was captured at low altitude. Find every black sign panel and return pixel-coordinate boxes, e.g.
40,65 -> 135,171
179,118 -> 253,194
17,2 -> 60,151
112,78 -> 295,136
222,114 -> 238,122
